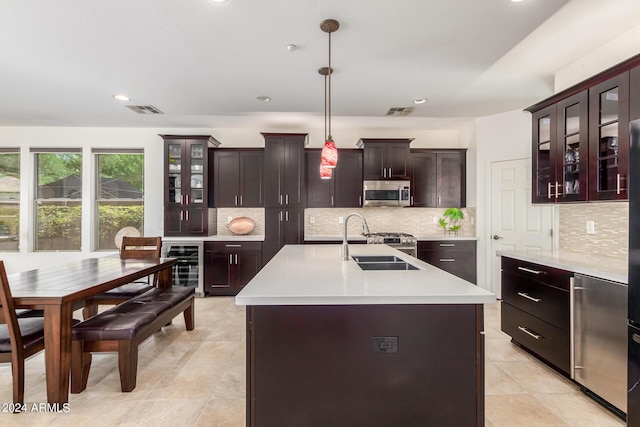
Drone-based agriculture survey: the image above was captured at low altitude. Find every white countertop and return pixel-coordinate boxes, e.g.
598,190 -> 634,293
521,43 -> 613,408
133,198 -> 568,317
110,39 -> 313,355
497,250 -> 628,284
163,234 -> 264,242
304,235 -> 477,241
236,244 -> 496,306
415,236 -> 478,241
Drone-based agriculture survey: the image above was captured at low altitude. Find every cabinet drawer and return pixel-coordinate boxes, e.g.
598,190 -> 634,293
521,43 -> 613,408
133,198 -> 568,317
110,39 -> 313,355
501,303 -> 570,374
205,241 -> 262,252
502,271 -> 569,331
418,240 -> 476,252
501,257 -> 572,291
420,250 -> 476,268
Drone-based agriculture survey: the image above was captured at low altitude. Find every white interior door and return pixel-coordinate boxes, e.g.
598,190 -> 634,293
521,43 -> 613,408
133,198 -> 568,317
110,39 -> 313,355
490,159 -> 554,297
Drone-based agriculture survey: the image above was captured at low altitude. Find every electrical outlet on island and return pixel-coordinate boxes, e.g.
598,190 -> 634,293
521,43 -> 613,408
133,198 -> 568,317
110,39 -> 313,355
586,220 -> 595,235
338,216 -> 344,224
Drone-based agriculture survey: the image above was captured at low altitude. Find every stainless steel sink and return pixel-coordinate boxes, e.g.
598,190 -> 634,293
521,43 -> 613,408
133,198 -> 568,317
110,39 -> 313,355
352,255 -> 419,271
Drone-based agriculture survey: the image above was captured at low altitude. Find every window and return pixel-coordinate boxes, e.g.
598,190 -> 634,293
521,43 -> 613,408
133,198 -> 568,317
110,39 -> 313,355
0,149 -> 20,251
34,150 -> 83,251
95,150 -> 144,250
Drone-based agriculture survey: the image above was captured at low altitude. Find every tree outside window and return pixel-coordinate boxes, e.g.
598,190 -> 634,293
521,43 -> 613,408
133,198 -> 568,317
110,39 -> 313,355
35,152 -> 82,251
96,152 -> 144,250
0,150 -> 20,251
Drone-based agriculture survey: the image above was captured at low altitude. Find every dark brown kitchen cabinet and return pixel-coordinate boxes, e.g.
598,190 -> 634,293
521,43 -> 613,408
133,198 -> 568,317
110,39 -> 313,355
263,133 -> 306,208
212,149 -> 264,207
531,91 -> 589,203
588,72 -> 630,201
204,241 -> 262,296
417,240 -> 476,283
500,256 -> 572,375
358,138 -> 411,180
161,134 -> 220,236
631,65 -> 640,121
263,208 -> 304,264
410,149 -> 466,207
306,149 -> 363,208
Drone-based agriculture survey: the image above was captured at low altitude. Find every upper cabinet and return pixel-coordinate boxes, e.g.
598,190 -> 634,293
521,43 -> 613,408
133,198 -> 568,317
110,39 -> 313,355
357,138 -> 412,180
588,73 -> 630,201
212,149 -> 264,207
306,149 -> 363,208
410,149 -> 466,208
526,56 -> 640,204
531,91 -> 589,203
263,133 -> 307,208
161,135 -> 220,236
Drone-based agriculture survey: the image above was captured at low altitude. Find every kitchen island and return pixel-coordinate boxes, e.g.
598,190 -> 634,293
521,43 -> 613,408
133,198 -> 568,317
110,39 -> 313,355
236,244 -> 495,427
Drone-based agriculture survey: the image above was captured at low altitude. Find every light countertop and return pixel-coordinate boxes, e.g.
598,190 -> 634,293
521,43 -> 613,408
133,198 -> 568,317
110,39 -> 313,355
497,250 -> 627,284
304,235 -> 477,241
236,244 -> 496,306
163,235 -> 265,242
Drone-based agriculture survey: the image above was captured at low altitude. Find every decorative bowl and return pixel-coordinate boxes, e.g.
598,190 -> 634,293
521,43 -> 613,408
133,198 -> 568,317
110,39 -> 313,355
227,217 -> 255,235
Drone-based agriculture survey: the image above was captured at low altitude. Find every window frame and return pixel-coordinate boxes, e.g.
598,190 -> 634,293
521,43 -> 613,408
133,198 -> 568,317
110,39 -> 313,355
0,148 -> 21,251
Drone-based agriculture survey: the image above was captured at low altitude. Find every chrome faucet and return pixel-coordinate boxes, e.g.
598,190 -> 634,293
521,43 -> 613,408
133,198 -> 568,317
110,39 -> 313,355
342,212 -> 370,261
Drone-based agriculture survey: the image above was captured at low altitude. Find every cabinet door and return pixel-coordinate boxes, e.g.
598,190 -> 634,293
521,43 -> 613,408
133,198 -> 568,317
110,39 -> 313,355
203,246 -> 233,295
362,142 -> 386,180
283,208 -> 304,246
334,150 -> 363,207
283,138 -> 306,208
184,208 -> 208,236
164,207 -> 185,236
236,250 -> 262,290
263,208 -> 285,264
556,91 -> 588,202
386,142 -> 411,179
306,150 -> 334,207
185,139 -> 207,207
436,152 -> 465,208
410,151 -> 436,207
240,151 -> 264,207
213,151 -> 240,207
532,105 -> 558,203
631,65 -> 640,121
166,140 -> 185,208
588,72 -> 630,201
264,137 -> 286,207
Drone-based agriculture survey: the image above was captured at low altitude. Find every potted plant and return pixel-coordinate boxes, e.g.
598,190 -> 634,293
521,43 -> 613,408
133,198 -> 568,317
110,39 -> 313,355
438,208 -> 464,236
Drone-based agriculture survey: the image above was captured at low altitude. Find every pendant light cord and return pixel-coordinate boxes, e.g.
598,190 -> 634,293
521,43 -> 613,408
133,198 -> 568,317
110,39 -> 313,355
328,31 -> 332,139
324,73 -> 328,141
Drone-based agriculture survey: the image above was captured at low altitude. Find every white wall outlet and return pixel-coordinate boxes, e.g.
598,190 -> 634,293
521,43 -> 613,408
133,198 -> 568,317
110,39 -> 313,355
338,216 -> 344,224
586,220 -> 595,234
309,216 -> 315,224
470,217 -> 475,225
433,216 -> 439,224
227,216 -> 233,224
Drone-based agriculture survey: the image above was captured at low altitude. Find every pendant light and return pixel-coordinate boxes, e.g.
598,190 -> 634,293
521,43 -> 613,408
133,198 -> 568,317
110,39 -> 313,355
320,19 -> 339,172
319,66 -> 333,179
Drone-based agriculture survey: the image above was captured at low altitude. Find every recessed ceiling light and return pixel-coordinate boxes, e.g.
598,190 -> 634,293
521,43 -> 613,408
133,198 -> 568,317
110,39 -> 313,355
256,96 -> 271,102
113,94 -> 130,101
413,98 -> 427,105
511,0 -> 526,2
211,0 -> 228,3
286,44 -> 297,52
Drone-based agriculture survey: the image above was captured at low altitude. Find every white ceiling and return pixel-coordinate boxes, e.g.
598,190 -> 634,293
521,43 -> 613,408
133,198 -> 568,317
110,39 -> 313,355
1,0 -> 639,131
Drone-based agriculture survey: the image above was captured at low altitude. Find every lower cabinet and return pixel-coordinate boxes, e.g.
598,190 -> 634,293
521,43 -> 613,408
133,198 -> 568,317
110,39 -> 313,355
263,208 -> 304,264
500,256 -> 572,375
203,241 -> 262,296
164,207 -> 211,236
417,240 -> 476,284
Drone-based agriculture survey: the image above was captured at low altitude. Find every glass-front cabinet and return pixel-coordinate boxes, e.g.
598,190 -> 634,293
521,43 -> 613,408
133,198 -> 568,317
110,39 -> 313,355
589,73 -> 630,201
532,91 -> 588,203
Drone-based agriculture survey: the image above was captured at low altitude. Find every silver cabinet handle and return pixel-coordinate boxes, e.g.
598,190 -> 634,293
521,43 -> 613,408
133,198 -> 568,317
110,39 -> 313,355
180,210 -> 184,221
331,196 -> 334,206
383,168 -> 386,178
235,195 -> 238,206
633,334 -> 640,344
234,254 -> 238,264
185,194 -> 190,204
411,196 -> 414,205
185,210 -> 189,221
617,173 -> 621,195
285,194 -> 289,205
285,211 -> 289,222
229,254 -> 233,264
517,292 -> 542,303
555,182 -> 561,198
280,194 -> 283,205
517,266 -> 543,275
359,196 -> 362,206
240,195 -> 243,205
439,258 -> 456,262
389,168 -> 392,177
437,195 -> 441,206
225,244 -> 242,248
439,243 -> 455,247
547,182 -> 552,199
279,211 -> 283,222
517,326 -> 541,340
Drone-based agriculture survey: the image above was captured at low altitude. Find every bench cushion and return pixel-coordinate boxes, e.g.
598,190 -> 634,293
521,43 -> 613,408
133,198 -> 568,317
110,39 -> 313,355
89,283 -> 154,300
73,287 -> 195,341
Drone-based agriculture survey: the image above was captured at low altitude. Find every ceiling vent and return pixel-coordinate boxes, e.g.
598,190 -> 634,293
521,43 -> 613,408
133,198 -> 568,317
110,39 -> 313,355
125,105 -> 163,114
385,107 -> 414,116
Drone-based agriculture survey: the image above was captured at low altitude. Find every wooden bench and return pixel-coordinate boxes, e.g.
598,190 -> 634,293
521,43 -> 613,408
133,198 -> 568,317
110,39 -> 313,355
71,286 -> 195,393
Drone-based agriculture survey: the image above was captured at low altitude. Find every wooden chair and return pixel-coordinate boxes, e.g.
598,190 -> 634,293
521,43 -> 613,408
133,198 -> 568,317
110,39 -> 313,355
0,260 -> 46,406
82,236 -> 162,319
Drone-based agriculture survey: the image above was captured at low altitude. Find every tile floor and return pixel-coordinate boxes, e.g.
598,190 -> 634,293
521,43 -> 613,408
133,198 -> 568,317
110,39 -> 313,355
0,298 -> 626,426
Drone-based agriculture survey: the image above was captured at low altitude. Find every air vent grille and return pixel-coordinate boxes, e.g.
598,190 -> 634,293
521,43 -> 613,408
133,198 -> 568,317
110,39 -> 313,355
125,105 -> 164,115
385,107 -> 414,117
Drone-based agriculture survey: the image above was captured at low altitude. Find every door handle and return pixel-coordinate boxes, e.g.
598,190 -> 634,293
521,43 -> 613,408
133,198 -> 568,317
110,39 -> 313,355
492,235 -> 503,240
517,326 -> 541,340
517,266 -> 543,275
517,292 -> 542,303
439,258 -> 456,262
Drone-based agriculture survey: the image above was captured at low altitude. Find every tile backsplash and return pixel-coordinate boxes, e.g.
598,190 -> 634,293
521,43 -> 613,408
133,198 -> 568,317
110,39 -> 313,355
305,207 -> 476,238
558,202 -> 628,259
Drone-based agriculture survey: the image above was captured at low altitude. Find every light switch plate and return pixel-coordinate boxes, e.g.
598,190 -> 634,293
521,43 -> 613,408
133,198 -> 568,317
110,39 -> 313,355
309,216 -> 315,224
338,216 -> 344,224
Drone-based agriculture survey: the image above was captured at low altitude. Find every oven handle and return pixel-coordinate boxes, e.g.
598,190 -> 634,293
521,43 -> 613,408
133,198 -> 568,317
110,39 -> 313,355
398,186 -> 402,205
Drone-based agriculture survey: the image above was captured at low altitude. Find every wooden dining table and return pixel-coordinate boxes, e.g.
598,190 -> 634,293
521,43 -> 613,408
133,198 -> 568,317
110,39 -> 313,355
7,256 -> 178,404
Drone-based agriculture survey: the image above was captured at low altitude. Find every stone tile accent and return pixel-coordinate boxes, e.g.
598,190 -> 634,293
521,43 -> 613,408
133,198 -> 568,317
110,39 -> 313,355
558,202 -> 628,259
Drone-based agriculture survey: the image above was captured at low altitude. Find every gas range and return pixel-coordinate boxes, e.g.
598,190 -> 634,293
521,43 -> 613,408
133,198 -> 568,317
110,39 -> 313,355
365,232 -> 417,257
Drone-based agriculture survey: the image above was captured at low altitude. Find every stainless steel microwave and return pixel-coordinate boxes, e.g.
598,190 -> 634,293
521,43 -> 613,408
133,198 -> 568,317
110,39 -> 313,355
363,180 -> 411,207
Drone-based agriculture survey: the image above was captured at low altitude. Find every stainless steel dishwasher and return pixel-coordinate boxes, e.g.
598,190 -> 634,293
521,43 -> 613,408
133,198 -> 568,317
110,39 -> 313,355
572,274 -> 627,414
